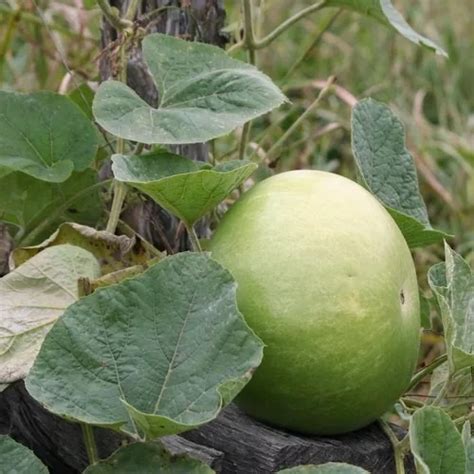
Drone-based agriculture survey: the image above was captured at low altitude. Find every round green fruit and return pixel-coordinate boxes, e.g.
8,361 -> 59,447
209,170 -> 420,435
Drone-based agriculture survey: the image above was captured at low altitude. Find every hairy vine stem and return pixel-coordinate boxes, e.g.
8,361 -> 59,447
186,224 -> 203,252
81,423 -> 98,465
379,419 -> 407,474
105,25 -> 133,234
239,0 -> 257,161
97,0 -> 132,30
407,353 -> 448,391
255,0 -> 328,49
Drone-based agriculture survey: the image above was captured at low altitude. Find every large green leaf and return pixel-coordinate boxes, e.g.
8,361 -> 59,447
11,222 -> 159,273
112,152 -> 257,226
0,245 -> 100,385
278,463 -> 369,473
0,436 -> 48,474
326,0 -> 446,56
462,421 -> 474,474
26,252 -> 263,439
93,34 -> 287,145
351,98 -> 449,248
0,91 -> 99,182
0,169 -> 103,243
428,243 -> 474,375
84,442 -> 214,473
409,406 -> 466,474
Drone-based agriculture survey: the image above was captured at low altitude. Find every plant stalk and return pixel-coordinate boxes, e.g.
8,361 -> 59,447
239,0 -> 258,161
253,0 -> 328,49
266,75 -> 336,162
379,419 -> 406,474
0,7 -> 20,80
97,0 -> 131,30
81,423 -> 99,465
125,0 -> 141,21
186,224 -> 202,252
105,29 -> 130,235
407,353 -> 448,391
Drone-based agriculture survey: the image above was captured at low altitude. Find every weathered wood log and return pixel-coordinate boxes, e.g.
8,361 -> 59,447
182,404 -> 415,474
1,382 -> 413,473
0,382 -> 223,473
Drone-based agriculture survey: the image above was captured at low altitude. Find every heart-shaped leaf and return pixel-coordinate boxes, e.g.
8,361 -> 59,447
278,464 -> 369,473
10,222 -> 160,273
0,245 -> 100,385
428,242 -> 474,375
0,436 -> 48,473
0,170 -> 103,243
0,91 -> 99,182
326,0 -> 447,56
409,406 -> 466,474
112,152 -> 257,226
26,252 -> 263,438
351,98 -> 450,248
93,34 -> 287,145
84,442 -> 214,473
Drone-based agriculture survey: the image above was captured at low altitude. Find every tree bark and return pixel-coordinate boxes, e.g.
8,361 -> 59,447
99,0 -> 227,252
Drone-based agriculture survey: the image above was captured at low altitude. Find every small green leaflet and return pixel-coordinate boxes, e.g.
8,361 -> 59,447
84,442 -> 215,474
428,242 -> 474,375
0,245 -> 100,385
26,252 -> 264,439
112,152 -> 257,226
326,0 -> 447,56
278,463 -> 369,473
0,170 -> 103,243
409,406 -> 466,474
93,34 -> 287,145
351,98 -> 450,248
0,436 -> 48,474
0,91 -> 98,182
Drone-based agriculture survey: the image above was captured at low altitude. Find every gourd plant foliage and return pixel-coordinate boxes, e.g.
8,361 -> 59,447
0,2 -> 471,474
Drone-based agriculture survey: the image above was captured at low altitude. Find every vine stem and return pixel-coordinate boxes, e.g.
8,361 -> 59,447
266,75 -> 336,162
252,0 -> 328,49
431,375 -> 451,406
81,423 -> 98,465
239,0 -> 257,161
407,353 -> 448,391
97,0 -> 131,30
105,29 -> 131,235
379,419 -> 406,474
186,224 -> 202,252
0,7 -> 20,80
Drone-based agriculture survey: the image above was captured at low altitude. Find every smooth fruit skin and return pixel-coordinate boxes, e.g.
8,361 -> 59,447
209,170 -> 420,435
